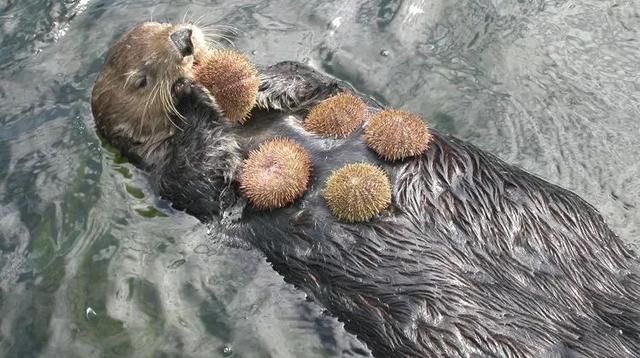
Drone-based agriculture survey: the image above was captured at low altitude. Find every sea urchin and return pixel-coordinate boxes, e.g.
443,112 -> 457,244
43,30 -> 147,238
323,163 -> 391,223
240,138 -> 312,210
304,93 -> 368,138
194,50 -> 260,124
364,109 -> 431,161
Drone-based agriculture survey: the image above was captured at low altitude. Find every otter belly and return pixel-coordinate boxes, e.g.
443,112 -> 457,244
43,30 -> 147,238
219,109 -> 640,358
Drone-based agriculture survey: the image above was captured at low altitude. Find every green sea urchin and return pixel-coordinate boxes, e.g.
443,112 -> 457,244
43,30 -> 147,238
364,109 -> 431,161
194,50 -> 260,124
240,138 -> 312,210
323,163 -> 391,223
303,93 -> 368,138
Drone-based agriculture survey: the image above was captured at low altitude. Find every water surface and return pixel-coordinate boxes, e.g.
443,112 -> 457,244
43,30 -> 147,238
1,0 -> 639,357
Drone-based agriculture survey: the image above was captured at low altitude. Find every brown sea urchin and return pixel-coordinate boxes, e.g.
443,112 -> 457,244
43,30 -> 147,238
323,163 -> 391,223
194,50 -> 260,124
364,109 -> 431,161
303,93 -> 368,138
240,138 -> 312,210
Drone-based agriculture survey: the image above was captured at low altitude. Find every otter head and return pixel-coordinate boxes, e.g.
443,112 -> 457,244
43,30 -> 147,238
91,22 -> 209,167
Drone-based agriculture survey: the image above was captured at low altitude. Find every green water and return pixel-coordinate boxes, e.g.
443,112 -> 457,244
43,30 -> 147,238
0,0 -> 639,357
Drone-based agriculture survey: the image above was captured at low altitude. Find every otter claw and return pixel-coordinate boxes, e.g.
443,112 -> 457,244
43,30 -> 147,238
172,78 -> 223,125
172,77 -> 193,96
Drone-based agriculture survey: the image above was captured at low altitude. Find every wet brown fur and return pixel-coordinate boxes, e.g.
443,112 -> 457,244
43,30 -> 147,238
91,22 -> 208,167
92,23 -> 640,358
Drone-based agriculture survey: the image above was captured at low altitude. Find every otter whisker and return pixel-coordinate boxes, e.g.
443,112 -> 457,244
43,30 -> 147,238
123,70 -> 139,89
202,39 -> 223,50
199,29 -> 235,47
200,35 -> 223,50
140,79 -> 162,136
150,80 -> 175,136
223,36 -> 236,46
163,79 -> 186,126
198,22 -> 239,43
215,35 -> 236,47
158,79 -> 170,115
202,23 -> 241,35
164,111 -> 181,132
189,15 -> 207,28
199,28 -> 231,38
162,104 -> 182,132
153,77 -> 184,132
199,24 -> 240,39
182,10 -> 191,24
211,33 -> 237,45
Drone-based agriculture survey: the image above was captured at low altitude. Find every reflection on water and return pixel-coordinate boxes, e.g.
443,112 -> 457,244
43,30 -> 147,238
0,0 -> 639,356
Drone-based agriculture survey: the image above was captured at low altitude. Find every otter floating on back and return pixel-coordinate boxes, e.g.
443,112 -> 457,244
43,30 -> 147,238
92,22 -> 640,358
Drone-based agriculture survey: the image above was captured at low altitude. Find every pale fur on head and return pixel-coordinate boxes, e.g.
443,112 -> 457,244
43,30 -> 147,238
91,21 -> 214,168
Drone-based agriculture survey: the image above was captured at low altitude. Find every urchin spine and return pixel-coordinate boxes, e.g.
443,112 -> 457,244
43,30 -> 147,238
303,93 -> 368,138
323,163 -> 391,223
194,50 -> 260,124
240,138 -> 312,210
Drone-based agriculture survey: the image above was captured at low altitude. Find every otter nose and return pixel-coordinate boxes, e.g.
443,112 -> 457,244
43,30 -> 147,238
170,28 -> 193,57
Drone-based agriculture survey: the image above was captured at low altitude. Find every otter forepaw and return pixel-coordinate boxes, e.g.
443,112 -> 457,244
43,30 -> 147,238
172,77 -> 194,96
172,78 -> 224,125
256,61 -> 349,112
173,78 -> 212,107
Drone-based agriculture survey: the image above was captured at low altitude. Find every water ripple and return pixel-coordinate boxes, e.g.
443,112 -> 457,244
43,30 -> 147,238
0,0 -> 638,356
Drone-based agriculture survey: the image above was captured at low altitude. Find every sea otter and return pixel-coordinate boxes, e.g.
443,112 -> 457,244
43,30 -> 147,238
92,22 -> 640,357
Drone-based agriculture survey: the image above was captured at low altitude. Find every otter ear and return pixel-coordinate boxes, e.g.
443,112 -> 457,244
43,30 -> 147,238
172,78 -> 224,125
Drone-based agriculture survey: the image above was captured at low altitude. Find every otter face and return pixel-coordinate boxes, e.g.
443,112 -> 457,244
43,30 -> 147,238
91,22 -> 209,162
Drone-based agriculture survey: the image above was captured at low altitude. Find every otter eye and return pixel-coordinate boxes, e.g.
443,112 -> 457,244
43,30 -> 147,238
135,76 -> 148,89
136,76 -> 147,88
